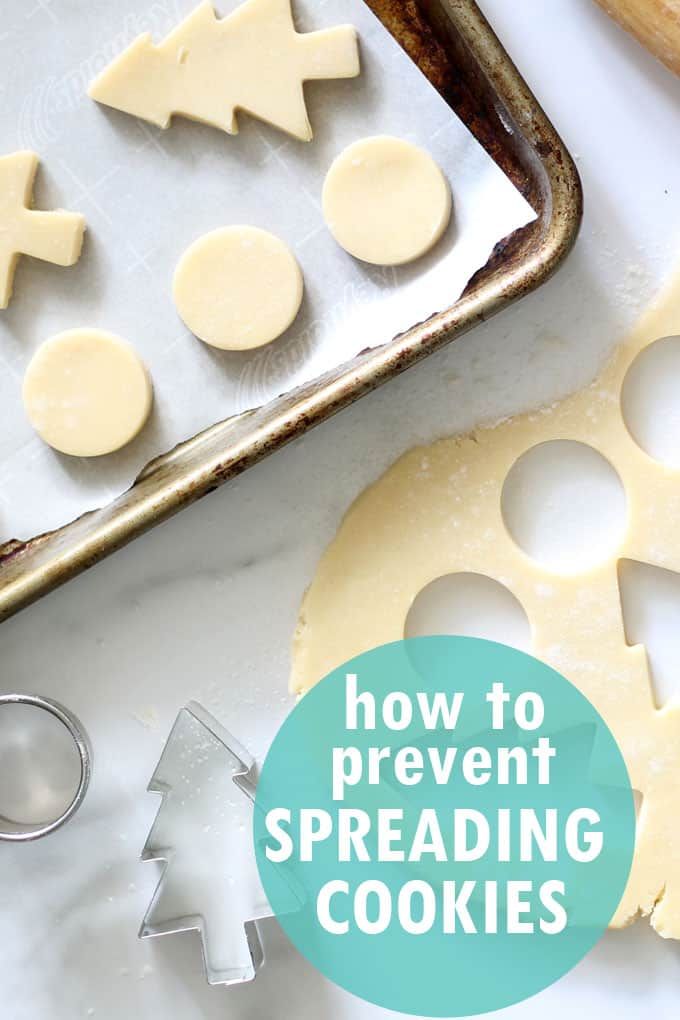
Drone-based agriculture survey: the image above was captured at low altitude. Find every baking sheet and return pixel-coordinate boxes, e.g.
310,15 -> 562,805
0,0 -> 535,541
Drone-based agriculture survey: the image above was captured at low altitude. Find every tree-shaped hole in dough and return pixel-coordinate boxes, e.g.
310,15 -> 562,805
618,558 -> 680,709
405,572 -> 532,652
621,335 -> 680,469
633,789 -> 644,829
501,440 -> 627,575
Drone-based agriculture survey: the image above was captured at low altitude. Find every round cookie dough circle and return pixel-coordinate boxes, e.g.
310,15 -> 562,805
322,136 -> 452,266
23,329 -> 153,457
173,226 -> 304,351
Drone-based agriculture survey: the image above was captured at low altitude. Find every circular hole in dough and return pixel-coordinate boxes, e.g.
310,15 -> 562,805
173,226 -> 304,351
621,336 -> 680,468
322,135 -> 452,266
501,441 -> 627,575
22,328 -> 153,457
405,573 -> 532,652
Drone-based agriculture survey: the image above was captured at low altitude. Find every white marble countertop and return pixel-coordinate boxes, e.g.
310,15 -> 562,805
2,1 -> 680,1017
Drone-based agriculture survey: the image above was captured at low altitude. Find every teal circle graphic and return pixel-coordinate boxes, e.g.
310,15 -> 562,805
254,638 -> 635,1016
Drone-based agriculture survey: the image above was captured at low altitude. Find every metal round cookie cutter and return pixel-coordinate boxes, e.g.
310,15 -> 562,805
0,693 -> 92,842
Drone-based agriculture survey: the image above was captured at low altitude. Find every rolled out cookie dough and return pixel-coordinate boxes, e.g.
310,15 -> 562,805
173,226 -> 304,351
322,136 -> 452,266
23,329 -> 153,457
291,277 -> 680,939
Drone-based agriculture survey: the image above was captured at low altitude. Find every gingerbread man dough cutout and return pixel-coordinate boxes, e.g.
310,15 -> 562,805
292,278 -> 680,940
0,152 -> 85,309
89,0 -> 360,142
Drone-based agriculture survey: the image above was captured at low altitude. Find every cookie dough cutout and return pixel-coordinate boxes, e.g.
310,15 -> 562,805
322,136 -> 452,266
173,226 -> 304,351
23,329 -> 153,457
0,151 -> 85,309
88,0 -> 360,143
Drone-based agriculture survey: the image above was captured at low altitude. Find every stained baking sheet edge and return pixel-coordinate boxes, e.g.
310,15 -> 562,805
0,0 -> 583,622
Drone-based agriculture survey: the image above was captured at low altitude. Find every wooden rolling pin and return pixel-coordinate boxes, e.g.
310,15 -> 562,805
595,0 -> 680,75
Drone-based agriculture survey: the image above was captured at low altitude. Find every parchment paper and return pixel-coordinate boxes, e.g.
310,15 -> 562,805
0,0 -> 535,540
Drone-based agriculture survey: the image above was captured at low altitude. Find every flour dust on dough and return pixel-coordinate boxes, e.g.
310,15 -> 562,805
88,0 -> 360,142
0,151 -> 85,309
292,277 -> 680,939
322,135 -> 452,266
23,329 -> 153,457
173,226 -> 304,351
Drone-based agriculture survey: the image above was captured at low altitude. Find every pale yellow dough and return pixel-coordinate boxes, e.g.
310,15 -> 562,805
322,136 -> 452,266
88,0 -> 360,143
292,278 -> 680,939
0,151 -> 85,309
173,226 -> 304,351
23,330 -> 153,457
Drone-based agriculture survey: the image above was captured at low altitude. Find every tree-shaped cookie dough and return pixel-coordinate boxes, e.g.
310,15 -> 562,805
0,152 -> 85,309
89,0 -> 360,142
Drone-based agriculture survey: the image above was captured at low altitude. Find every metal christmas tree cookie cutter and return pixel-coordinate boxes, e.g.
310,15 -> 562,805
139,702 -> 274,986
0,693 -> 92,842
